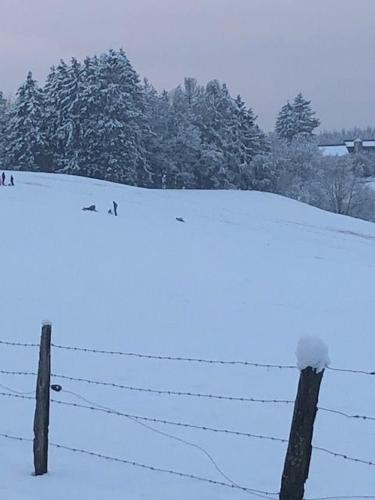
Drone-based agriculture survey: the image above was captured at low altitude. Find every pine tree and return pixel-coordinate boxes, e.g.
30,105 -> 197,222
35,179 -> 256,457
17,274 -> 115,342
275,102 -> 296,142
169,86 -> 201,188
192,80 -> 236,188
143,82 -> 175,187
232,95 -> 269,188
276,94 -> 320,142
77,55 -> 102,178
57,58 -> 85,173
144,80 -> 204,189
191,81 -> 267,189
183,77 -> 203,108
44,59 -> 85,173
5,72 -> 47,170
43,64 -> 59,170
85,49 -> 149,185
44,50 -> 151,185
0,91 -> 8,167
292,93 -> 320,137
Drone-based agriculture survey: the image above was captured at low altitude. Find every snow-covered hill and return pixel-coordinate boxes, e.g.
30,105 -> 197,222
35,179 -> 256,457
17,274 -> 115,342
1,172 -> 375,500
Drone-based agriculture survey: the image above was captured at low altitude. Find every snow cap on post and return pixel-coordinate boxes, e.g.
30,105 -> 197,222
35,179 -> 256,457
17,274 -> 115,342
296,336 -> 330,373
42,320 -> 52,327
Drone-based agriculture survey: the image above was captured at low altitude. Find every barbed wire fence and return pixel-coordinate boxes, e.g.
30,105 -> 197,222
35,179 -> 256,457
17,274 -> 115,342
0,326 -> 374,500
1,338 -> 374,375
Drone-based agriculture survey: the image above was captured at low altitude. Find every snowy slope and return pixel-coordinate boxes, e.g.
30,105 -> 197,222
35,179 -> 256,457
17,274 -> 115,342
1,171 -> 375,500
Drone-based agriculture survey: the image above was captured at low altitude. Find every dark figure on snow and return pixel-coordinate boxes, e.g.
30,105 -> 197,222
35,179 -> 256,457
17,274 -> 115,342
113,201 -> 118,216
1,172 -> 5,186
82,204 -> 97,212
10,175 -> 14,186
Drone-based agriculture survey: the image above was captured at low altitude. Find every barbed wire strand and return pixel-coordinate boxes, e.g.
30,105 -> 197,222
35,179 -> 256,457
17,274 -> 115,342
312,445 -> 375,467
61,389 -> 263,495
51,442 -> 279,499
0,340 -> 39,348
0,339 -> 291,369
2,371 -> 294,406
1,338 -> 375,375
0,382 -> 34,396
1,432 -> 374,499
327,367 -> 375,376
318,406 -> 375,422
0,391 -> 290,446
0,431 -> 277,499
0,392 -> 34,402
1,372 -> 375,424
0,432 -> 33,443
52,398 -> 289,444
1,391 -> 375,469
53,390 -> 375,468
0,369 -> 37,377
57,390 -> 375,469
51,343 -> 296,369
53,396 -> 375,426
51,373 -> 295,404
44,343 -> 375,376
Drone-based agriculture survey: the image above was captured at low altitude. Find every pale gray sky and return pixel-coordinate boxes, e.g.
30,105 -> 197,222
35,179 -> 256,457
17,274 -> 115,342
1,0 -> 375,130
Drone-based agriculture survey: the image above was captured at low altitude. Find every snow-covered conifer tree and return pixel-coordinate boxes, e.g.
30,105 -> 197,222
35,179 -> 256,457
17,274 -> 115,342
232,95 -> 269,188
0,91 -> 8,167
168,86 -> 201,188
86,49 -> 149,185
275,102 -> 296,142
143,83 -> 176,187
191,80 -> 235,188
191,80 -> 267,188
44,59 -> 85,173
292,93 -> 320,137
276,94 -> 320,142
57,58 -> 85,173
5,72 -> 47,170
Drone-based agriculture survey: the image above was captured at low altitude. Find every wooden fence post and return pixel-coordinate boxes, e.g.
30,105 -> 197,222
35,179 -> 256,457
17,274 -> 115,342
33,322 -> 52,476
279,366 -> 324,500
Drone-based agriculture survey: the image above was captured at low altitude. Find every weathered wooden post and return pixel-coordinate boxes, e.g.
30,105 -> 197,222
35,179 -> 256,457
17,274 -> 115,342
33,322 -> 52,476
279,337 -> 329,500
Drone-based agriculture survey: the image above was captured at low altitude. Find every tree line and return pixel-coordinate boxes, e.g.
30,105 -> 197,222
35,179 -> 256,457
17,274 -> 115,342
0,49 -> 269,189
0,48 -> 374,220
318,127 -> 375,145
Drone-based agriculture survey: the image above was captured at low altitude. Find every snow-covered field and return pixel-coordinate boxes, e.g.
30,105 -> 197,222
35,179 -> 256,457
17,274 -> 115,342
1,171 -> 375,500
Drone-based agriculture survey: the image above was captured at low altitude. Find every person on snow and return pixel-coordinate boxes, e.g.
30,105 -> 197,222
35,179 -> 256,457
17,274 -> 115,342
82,204 -> 97,212
113,201 -> 118,216
1,172 -> 5,186
10,175 -> 14,186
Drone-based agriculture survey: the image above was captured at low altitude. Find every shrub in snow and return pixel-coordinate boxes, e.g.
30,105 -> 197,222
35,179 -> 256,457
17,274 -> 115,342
296,336 -> 330,373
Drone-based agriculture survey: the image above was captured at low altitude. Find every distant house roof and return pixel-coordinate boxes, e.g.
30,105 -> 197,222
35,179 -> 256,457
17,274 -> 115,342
319,144 -> 348,156
319,139 -> 375,156
345,139 -> 375,148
